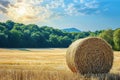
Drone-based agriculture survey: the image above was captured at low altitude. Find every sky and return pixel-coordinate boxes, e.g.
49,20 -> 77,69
0,0 -> 120,31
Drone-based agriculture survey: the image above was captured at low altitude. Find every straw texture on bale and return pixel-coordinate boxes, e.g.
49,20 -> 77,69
66,37 -> 113,74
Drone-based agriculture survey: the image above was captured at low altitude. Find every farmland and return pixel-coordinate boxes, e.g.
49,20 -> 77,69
0,48 -> 120,80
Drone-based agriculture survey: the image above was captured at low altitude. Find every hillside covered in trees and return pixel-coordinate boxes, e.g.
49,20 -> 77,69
0,20 -> 120,51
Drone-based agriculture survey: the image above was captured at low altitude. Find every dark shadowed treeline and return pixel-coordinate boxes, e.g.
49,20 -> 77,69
0,20 -> 119,50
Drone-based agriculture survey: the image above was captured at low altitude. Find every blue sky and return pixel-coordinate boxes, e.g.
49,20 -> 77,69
0,0 -> 120,31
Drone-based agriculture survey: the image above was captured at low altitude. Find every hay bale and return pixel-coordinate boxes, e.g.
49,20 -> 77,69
66,37 -> 113,74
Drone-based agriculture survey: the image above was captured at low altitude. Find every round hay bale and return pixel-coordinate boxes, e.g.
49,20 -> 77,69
66,37 -> 113,74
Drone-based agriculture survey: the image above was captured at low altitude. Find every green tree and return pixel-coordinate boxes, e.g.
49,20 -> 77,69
113,29 -> 120,50
49,34 -> 60,47
0,20 -> 117,48
8,29 -> 23,47
5,20 -> 14,30
0,33 -> 7,47
58,36 -> 72,47
21,30 -> 31,47
0,25 -> 6,32
99,29 -> 114,47
31,32 -> 46,47
27,24 -> 39,32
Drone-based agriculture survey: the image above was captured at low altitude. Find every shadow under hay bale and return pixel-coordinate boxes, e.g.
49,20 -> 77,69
66,37 -> 113,75
77,73 -> 120,80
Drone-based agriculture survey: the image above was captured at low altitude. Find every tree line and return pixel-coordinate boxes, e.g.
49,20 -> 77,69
99,29 -> 120,51
0,20 -> 120,51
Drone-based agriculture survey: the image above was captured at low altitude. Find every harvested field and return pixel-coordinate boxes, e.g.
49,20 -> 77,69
0,48 -> 120,80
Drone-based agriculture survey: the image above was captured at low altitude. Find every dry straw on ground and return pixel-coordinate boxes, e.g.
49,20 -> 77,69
66,37 -> 113,74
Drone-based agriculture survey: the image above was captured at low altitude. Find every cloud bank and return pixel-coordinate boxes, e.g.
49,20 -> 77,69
0,0 -> 107,23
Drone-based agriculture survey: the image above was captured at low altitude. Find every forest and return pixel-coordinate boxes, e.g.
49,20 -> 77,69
0,20 -> 120,51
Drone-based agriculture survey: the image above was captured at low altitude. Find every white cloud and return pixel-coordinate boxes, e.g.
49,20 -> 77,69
0,0 -> 107,23
1,0 -> 51,23
73,0 -> 78,3
65,3 -> 79,16
45,0 -> 65,9
84,0 -> 99,8
7,0 -> 66,23
80,0 -> 84,3
65,0 -> 101,15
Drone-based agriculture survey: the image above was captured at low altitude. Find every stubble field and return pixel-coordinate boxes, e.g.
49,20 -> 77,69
0,48 -> 120,80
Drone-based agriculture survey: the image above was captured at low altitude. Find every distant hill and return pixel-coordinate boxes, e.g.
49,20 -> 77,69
62,28 -> 81,32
